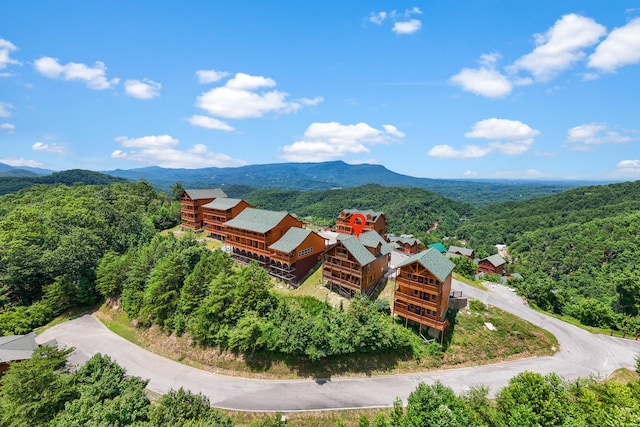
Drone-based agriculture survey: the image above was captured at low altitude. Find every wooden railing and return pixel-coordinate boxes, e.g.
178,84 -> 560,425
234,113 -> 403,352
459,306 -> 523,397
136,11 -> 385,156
394,292 -> 438,311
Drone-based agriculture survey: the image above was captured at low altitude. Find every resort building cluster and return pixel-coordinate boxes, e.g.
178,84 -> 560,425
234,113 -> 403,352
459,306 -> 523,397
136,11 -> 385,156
180,188 -> 507,338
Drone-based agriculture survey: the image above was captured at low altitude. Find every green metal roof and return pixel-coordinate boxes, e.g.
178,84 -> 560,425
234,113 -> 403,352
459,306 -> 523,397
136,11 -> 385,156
388,233 -> 422,246
396,248 -> 455,282
358,230 -> 393,255
184,188 -> 227,200
337,236 -> 376,266
342,208 -> 385,221
483,254 -> 506,267
224,208 -> 290,233
202,197 -> 246,211
269,228 -> 316,253
427,242 -> 447,253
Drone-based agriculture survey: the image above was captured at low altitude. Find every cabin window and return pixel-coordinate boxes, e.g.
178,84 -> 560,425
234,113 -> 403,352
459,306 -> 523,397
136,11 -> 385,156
413,289 -> 418,296
436,280 -> 441,286
297,247 -> 313,257
429,278 -> 434,284
431,294 -> 437,301
409,304 -> 414,310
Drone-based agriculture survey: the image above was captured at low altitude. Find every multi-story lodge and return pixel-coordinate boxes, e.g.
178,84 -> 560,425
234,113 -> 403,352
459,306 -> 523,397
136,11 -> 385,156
393,248 -> 455,339
323,230 -> 392,297
224,208 -> 325,284
477,254 -> 506,276
335,209 -> 387,236
180,188 -> 227,230
202,198 -> 253,240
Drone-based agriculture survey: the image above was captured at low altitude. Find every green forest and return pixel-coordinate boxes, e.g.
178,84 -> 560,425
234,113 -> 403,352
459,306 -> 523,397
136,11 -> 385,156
3,346 -> 640,426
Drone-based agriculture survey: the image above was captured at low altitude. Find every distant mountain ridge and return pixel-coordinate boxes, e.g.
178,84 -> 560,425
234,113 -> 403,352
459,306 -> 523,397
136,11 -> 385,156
0,163 -> 53,175
105,161 -> 592,205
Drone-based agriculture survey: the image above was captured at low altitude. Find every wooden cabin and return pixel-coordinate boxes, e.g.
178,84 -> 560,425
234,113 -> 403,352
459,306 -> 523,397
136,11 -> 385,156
335,209 -> 387,236
202,198 -> 253,240
322,230 -> 392,298
268,228 -> 326,283
393,248 -> 455,339
386,233 -> 422,255
446,245 -> 474,259
477,254 -> 506,275
180,188 -> 227,231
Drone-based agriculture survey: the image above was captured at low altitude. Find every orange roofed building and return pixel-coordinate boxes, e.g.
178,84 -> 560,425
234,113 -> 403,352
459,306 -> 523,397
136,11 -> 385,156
322,230 -> 392,298
393,248 -> 455,339
180,188 -> 227,231
224,208 -> 325,284
335,209 -> 387,236
202,198 -> 253,240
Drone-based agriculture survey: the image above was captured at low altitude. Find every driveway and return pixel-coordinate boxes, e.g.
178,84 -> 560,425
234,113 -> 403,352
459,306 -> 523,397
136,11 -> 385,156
37,279 -> 640,411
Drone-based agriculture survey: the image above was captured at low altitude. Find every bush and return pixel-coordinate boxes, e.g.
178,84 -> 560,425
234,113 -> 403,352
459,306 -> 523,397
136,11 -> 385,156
469,299 -> 487,312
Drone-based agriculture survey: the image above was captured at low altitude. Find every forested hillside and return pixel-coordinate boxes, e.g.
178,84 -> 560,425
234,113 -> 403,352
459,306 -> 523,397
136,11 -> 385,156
0,182 -> 179,334
0,169 -> 128,195
234,184 -> 474,244
457,180 -> 640,331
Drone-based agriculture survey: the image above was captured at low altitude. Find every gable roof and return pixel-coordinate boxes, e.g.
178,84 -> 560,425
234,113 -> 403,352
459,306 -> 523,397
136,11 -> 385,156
337,236 -> 377,266
387,233 -> 421,246
183,188 -> 227,200
202,197 -> 247,211
224,208 -> 291,233
427,242 -> 447,253
482,254 -> 506,267
358,230 -> 393,255
0,332 -> 38,363
396,248 -> 455,282
342,208 -> 385,221
270,228 -> 321,253
447,245 -> 474,257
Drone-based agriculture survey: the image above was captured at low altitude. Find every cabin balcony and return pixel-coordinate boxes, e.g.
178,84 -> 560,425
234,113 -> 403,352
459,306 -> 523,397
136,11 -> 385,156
393,301 -> 448,331
395,276 -> 440,294
394,292 -> 438,311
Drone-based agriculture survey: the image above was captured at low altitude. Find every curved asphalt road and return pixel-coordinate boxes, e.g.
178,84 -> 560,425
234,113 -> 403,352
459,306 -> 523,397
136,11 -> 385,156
37,280 -> 640,411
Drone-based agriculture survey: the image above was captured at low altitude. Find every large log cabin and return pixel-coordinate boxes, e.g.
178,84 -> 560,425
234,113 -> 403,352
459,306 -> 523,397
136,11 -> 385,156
322,230 -> 392,298
202,198 -> 253,240
335,209 -> 387,236
477,254 -> 506,275
393,248 -> 455,339
386,233 -> 422,255
180,188 -> 227,231
224,208 -> 325,284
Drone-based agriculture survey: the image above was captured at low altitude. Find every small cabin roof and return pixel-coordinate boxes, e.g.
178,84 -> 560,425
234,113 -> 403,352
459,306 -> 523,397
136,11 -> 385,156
202,197 -> 246,211
396,248 -> 455,282
270,228 -> 319,253
183,188 -> 227,200
224,208 -> 291,233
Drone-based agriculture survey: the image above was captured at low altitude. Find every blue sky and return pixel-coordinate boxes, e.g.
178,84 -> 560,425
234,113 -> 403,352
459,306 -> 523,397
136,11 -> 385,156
1,1 -> 640,180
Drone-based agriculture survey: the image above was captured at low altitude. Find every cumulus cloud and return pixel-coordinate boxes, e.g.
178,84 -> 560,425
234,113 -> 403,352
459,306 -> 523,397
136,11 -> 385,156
450,65 -> 512,98
566,123 -> 638,149
33,56 -> 119,89
124,78 -> 161,99
196,72 -> 322,119
0,123 -> 15,134
187,115 -> 235,132
32,141 -> 64,154
508,14 -> 606,81
0,157 -> 45,168
429,118 -> 539,159
462,170 -> 478,178
368,7 -> 423,34
589,17 -> 640,73
280,121 -> 404,162
0,101 -> 14,117
393,19 -> 422,35
614,159 -> 640,177
0,38 -> 21,73
196,69 -> 230,84
111,134 -> 246,168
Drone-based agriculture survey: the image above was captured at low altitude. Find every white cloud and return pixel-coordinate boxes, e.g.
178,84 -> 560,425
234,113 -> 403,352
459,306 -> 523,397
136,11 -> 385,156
429,118 -> 539,159
462,170 -> 478,178
0,38 -> 21,71
589,17 -> 640,73
187,115 -> 235,131
32,141 -> 64,154
196,72 -> 322,119
0,157 -> 45,168
112,134 -> 246,168
617,159 -> 640,169
280,121 -> 404,162
0,101 -> 14,117
196,69 -> 230,84
566,123 -> 638,149
124,78 -> 161,99
393,19 -> 422,35
0,123 -> 15,134
450,67 -> 512,98
614,159 -> 640,177
509,14 -> 606,81
33,56 -> 119,89
369,11 -> 387,25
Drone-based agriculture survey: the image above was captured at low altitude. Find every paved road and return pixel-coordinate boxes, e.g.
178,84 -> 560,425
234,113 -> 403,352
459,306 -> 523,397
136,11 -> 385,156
37,280 -> 640,411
